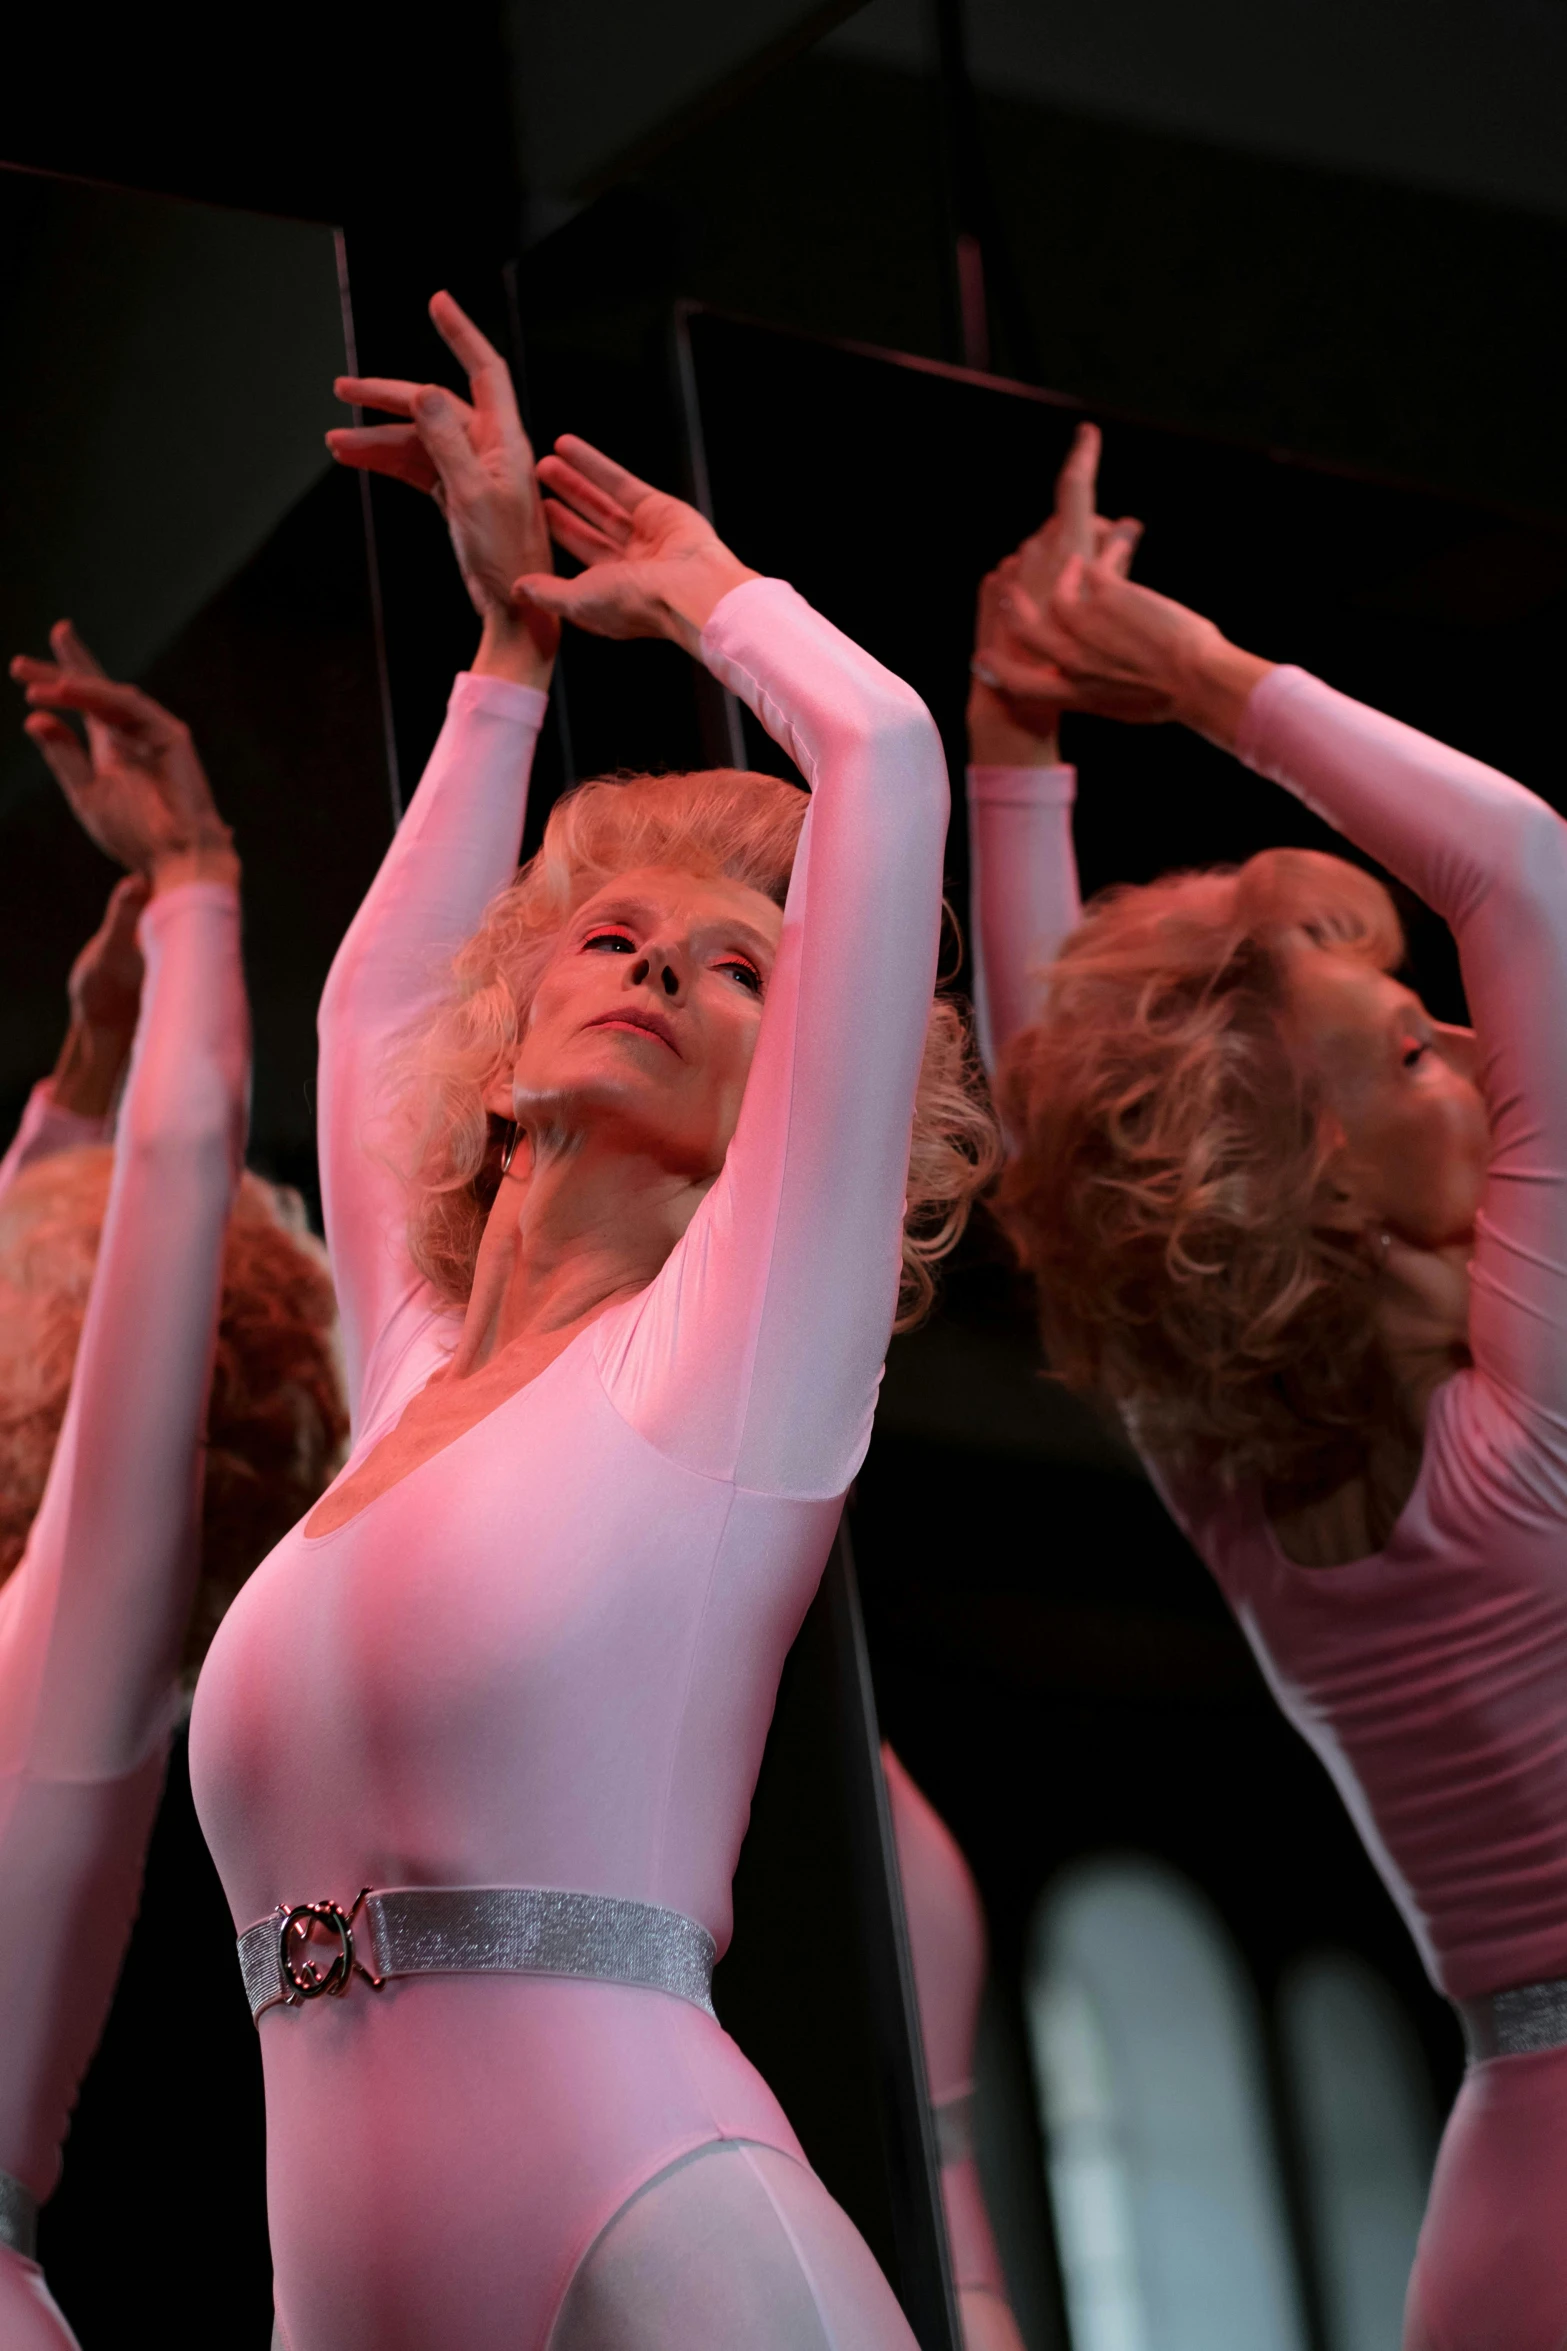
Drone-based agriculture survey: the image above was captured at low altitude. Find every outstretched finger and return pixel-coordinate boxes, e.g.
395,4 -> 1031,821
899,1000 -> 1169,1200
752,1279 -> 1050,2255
51,621 -> 107,677
20,671 -> 170,735
23,711 -> 95,799
1054,422 -> 1102,549
550,435 -> 658,516
536,458 -> 635,547
327,424 -> 440,491
333,375 -> 459,420
428,291 -> 516,416
970,649 -> 1074,703
539,500 -> 621,567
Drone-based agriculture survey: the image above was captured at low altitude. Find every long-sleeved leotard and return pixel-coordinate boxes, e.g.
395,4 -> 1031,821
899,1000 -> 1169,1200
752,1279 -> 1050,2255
189,578 -> 948,2351
0,1085 -> 113,1209
0,883 -> 247,2350
970,676 -> 1567,2347
883,1749 -> 1027,2351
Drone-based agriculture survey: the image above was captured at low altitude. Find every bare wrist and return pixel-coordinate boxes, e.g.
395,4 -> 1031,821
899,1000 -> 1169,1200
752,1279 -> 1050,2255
149,840 -> 241,895
474,605 -> 557,690
1174,631 -> 1275,748
666,556 -> 761,655
967,690 -> 1062,769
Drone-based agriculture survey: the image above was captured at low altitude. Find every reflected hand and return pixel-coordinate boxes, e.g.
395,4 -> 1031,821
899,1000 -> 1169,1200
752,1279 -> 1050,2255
11,624 -> 233,888
516,438 -> 757,653
69,872 -> 148,1040
328,291 -> 557,673
968,423 -> 1143,760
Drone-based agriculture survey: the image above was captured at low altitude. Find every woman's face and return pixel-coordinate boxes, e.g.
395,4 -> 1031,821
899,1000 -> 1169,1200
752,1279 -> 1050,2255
1283,939 -> 1489,1246
501,865 -> 784,1177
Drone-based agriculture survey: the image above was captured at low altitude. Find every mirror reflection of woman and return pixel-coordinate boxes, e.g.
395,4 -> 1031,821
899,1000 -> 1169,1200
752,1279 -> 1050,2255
967,429 -> 1567,2348
188,295 -> 995,2351
0,644 -> 332,2349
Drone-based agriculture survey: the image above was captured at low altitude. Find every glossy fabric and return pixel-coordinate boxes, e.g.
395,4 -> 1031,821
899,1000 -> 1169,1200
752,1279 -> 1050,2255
190,580 -> 944,2350
1404,2044 -> 1567,2349
970,673 -> 1567,2343
0,887 -> 247,2350
883,1750 -> 1025,2351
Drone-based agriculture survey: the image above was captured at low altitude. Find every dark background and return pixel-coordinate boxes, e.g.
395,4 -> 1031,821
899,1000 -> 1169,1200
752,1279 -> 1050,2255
3,5 -> 1562,2342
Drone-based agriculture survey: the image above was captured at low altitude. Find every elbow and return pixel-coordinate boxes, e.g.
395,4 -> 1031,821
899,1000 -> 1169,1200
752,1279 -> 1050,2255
855,691 -> 950,825
1494,798 -> 1567,922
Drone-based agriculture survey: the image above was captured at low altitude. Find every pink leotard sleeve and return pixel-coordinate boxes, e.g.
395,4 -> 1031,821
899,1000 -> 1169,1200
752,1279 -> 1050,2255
883,1747 -> 1020,2344
0,1084 -> 113,1208
966,764 -> 1079,1078
1235,667 -> 1567,1493
595,578 -> 949,1497
0,881 -> 247,2216
316,673 -> 548,1434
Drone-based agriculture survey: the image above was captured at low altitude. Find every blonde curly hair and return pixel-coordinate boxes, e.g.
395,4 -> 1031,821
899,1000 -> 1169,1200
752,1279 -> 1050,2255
394,766 -> 999,1330
996,847 -> 1409,1503
0,1147 -> 348,1676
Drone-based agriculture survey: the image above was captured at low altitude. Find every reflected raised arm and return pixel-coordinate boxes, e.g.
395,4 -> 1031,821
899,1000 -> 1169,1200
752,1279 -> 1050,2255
968,421 -> 1142,764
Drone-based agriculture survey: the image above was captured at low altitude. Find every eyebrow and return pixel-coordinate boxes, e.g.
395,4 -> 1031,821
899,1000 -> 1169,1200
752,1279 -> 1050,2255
577,899 -> 777,961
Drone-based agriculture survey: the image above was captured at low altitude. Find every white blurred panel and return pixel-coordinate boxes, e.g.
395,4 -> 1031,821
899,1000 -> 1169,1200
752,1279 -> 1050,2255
1025,1858 -> 1308,2351
1278,1952 -> 1435,2351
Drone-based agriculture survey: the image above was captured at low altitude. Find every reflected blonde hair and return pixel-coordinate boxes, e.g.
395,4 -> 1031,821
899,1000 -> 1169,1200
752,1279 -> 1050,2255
996,848 -> 1406,1500
396,767 -> 998,1330
0,1148 -> 348,1674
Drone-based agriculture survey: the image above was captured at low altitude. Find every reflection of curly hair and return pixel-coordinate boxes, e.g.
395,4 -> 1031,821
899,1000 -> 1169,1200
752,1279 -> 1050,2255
0,1149 -> 347,1676
394,767 -> 998,1332
996,848 -> 1407,1503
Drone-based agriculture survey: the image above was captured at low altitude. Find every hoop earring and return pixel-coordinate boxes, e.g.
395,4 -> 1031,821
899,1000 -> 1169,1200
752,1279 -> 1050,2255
500,1120 -> 521,1178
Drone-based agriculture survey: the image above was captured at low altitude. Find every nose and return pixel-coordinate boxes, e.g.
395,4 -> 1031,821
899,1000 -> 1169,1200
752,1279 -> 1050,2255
629,946 -> 684,1000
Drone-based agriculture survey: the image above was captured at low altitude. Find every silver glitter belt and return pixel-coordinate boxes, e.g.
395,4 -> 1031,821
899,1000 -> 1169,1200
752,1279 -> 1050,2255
1458,1974 -> 1567,2061
0,2166 -> 37,2262
237,1885 -> 717,2025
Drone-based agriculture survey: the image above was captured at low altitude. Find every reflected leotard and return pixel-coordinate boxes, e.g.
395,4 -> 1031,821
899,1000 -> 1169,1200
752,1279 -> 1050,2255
882,1749 -> 1027,2351
189,580 -> 947,2351
969,679 -> 1567,2349
0,885 -> 247,2349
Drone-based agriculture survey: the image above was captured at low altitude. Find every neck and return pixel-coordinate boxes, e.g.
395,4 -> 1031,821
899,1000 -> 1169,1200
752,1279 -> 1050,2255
449,1122 -> 710,1379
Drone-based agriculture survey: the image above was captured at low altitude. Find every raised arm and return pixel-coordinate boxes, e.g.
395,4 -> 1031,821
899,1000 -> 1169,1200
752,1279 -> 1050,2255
322,292 -> 555,1420
0,656 -> 247,1776
966,426 -> 1140,1074
517,440 -> 951,1497
1022,545 -> 1567,1452
0,871 -> 148,1204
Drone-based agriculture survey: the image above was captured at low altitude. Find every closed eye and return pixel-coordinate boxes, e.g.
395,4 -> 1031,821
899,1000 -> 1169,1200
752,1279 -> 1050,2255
715,956 -> 763,997
581,927 -> 637,955
1401,1041 -> 1429,1070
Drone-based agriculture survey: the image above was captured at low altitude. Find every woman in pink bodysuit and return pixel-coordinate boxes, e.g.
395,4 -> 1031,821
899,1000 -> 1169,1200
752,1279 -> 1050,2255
882,1749 -> 1026,2351
0,643 -> 249,2348
966,429 -> 1567,2347
188,294 -> 995,2351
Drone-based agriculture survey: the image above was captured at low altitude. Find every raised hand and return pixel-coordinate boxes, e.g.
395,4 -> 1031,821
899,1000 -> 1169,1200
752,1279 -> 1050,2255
996,551 -> 1270,740
11,625 -> 234,892
969,423 -> 1144,752
69,873 -> 148,1039
328,291 -> 557,680
515,438 -> 756,654
47,874 -> 151,1119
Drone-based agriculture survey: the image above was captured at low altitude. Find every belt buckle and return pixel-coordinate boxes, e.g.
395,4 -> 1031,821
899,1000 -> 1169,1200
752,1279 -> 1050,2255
275,1888 -> 383,2007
